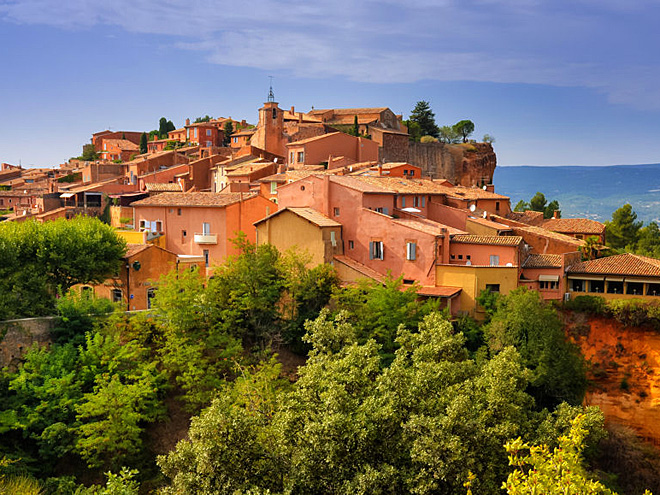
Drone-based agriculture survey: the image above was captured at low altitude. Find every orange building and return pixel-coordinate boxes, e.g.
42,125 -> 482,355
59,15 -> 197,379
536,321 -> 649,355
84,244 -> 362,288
99,139 -> 140,162
286,132 -> 379,168
130,192 -> 277,270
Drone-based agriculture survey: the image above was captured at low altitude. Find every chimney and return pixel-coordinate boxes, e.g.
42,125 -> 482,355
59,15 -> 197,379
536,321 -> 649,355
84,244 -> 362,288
298,113 -> 303,123
290,106 -> 295,114
553,210 -> 561,219
378,164 -> 383,176
185,118 -> 190,126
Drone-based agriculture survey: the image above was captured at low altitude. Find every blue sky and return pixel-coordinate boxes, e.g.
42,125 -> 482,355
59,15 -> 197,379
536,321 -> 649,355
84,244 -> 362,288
2,0 -> 660,168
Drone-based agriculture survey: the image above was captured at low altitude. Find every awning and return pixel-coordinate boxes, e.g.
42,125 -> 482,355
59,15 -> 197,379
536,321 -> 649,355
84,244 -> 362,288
626,278 -> 660,284
605,277 -> 624,282
539,275 -> 559,282
567,275 -> 604,281
60,192 -> 74,198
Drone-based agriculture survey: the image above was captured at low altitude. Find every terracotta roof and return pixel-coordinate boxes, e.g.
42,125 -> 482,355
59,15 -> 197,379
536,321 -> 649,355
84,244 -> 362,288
225,162 -> 275,177
540,217 -> 606,235
309,107 -> 389,116
333,255 -> 385,283
514,225 -> 585,246
467,216 -> 513,231
231,129 -> 256,136
130,192 -> 254,208
392,216 -> 464,236
507,210 -> 545,226
125,244 -> 151,258
102,139 -> 139,151
451,234 -> 523,246
287,132 -> 342,146
416,286 -> 462,297
523,253 -> 562,268
144,183 -> 182,192
567,253 -> 660,277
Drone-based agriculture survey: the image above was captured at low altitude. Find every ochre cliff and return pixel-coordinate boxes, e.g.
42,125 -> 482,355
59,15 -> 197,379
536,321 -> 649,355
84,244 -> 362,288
407,142 -> 497,187
567,313 -> 660,444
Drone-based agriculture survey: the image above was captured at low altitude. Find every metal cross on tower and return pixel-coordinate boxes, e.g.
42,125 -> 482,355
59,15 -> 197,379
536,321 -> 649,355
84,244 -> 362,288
267,76 -> 275,102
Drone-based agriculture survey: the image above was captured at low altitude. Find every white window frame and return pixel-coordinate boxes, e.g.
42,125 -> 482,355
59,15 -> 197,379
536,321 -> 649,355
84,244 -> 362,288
490,255 -> 500,266
406,242 -> 417,261
369,241 -> 384,260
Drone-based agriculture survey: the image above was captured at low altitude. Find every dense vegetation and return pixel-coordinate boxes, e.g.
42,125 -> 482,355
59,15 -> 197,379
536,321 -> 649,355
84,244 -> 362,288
513,191 -> 561,219
0,217 -> 126,320
0,233 -> 655,493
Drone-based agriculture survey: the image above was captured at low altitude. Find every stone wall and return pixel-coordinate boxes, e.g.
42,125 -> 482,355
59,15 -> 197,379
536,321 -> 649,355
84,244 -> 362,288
0,316 -> 57,371
408,142 -> 497,186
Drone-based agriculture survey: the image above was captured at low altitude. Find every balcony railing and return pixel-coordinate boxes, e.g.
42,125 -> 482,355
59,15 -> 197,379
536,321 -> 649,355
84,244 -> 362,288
194,233 -> 218,244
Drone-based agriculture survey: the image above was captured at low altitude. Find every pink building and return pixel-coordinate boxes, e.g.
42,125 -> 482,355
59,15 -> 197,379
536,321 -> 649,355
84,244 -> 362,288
286,132 -> 379,168
130,192 -> 277,269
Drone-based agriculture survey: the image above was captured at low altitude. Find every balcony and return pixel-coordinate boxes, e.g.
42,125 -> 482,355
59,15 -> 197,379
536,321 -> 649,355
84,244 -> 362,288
194,233 -> 218,244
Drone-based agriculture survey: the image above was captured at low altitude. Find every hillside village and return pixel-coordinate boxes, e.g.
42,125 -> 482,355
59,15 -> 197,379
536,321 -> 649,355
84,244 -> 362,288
2,94 -> 660,317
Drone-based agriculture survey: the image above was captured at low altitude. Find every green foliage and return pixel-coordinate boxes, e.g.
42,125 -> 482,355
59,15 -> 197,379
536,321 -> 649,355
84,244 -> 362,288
513,199 -> 529,212
194,115 -> 212,123
483,133 -> 495,144
53,289 -> 116,345
223,121 -> 234,146
0,217 -> 126,319
158,118 -> 175,139
159,310 -> 601,494
504,414 -> 618,494
636,222 -> 660,258
57,172 -> 82,183
452,313 -> 484,353
606,299 -> 660,330
408,100 -> 439,139
419,135 -> 438,143
514,191 -> 561,219
77,144 -> 99,162
332,276 -> 440,364
78,468 -> 140,495
453,119 -> 475,143
139,132 -> 148,154
565,295 -> 607,314
349,115 -> 360,137
438,125 -> 460,143
477,287 -> 501,321
485,287 -> 587,409
605,203 -> 643,251
403,119 -> 422,142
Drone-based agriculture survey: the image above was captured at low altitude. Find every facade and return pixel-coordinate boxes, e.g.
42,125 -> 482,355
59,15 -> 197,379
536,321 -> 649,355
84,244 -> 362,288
286,132 -> 379,168
130,192 -> 277,270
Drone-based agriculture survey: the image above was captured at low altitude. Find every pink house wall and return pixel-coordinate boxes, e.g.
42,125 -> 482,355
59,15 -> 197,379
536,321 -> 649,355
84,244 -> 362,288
449,242 -> 519,267
427,201 -> 468,230
287,133 -> 379,166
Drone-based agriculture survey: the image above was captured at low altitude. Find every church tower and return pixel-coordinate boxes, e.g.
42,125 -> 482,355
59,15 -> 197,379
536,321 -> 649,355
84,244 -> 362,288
251,83 -> 286,158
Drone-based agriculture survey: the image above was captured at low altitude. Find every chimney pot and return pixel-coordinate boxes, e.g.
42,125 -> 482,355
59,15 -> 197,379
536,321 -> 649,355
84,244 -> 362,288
185,118 -> 190,126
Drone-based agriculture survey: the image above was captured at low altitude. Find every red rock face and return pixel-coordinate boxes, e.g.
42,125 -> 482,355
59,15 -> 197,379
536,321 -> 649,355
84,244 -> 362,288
568,313 -> 660,444
408,142 -> 496,186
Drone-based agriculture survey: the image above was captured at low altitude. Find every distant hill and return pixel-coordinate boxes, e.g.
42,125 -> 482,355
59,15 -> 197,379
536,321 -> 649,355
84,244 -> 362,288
493,164 -> 660,224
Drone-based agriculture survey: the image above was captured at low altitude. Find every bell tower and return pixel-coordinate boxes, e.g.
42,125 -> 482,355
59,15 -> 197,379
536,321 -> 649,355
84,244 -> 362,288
253,81 -> 285,157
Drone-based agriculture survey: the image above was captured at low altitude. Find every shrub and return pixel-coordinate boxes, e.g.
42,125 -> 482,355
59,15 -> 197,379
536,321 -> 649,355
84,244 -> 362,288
608,299 -> 660,329
564,295 -> 606,314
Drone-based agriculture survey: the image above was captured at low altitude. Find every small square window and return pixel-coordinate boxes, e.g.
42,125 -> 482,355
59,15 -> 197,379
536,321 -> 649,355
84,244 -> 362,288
333,207 -> 340,216
349,240 -> 354,249
177,208 -> 182,216
458,254 -> 463,260
450,254 -> 455,259
466,255 -> 471,260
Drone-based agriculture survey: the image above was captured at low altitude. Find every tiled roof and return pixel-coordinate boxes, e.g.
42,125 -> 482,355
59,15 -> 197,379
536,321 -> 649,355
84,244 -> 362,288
567,253 -> 660,277
514,225 -> 585,246
309,107 -> 389,116
103,139 -> 139,151
287,207 -> 341,227
144,183 -> 182,192
467,216 -> 513,230
231,129 -> 256,136
333,255 -> 385,283
416,286 -> 462,297
523,253 -> 562,268
130,192 -> 254,208
125,244 -> 151,258
392,217 -> 464,236
225,162 -> 275,177
540,217 -> 606,235
451,234 -> 523,246
287,132 -> 342,146
507,210 -> 545,225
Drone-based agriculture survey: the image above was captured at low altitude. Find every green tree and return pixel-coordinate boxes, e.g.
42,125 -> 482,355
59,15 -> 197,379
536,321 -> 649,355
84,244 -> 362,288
139,132 -> 148,154
483,134 -> 495,144
223,120 -> 234,146
52,289 -> 116,345
79,144 -> 99,161
409,100 -> 439,139
438,125 -> 460,143
403,120 -> 422,142
351,115 -> 360,137
605,203 -> 643,251
636,221 -> 660,258
193,115 -> 212,123
158,118 -> 175,138
529,191 -> 548,212
484,287 -> 587,409
514,199 -> 530,212
544,199 -> 560,219
453,119 -> 475,143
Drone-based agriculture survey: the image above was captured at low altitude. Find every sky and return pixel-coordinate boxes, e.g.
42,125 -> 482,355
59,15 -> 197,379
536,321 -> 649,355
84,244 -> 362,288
2,0 -> 660,168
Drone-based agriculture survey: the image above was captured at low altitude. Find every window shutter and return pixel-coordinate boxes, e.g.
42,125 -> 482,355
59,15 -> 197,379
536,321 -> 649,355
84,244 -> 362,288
383,207 -> 388,215
422,196 -> 426,207
401,196 -> 406,208
379,241 -> 384,260
369,241 -> 374,260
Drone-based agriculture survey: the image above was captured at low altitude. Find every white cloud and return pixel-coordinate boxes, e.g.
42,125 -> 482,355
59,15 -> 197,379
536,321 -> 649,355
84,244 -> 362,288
3,0 -> 660,108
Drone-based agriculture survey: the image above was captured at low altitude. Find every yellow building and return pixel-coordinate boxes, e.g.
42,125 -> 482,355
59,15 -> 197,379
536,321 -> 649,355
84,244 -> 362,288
254,207 -> 343,266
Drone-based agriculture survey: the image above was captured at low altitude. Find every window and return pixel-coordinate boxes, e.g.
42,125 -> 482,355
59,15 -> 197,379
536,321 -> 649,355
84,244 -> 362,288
333,207 -> 340,216
627,282 -> 644,295
450,254 -> 455,260
421,196 -> 426,207
401,196 -> 406,208
202,222 -> 211,235
489,255 -> 500,266
485,284 -> 500,293
495,201 -> 500,211
111,289 -> 122,303
270,182 -> 277,194
203,249 -> 210,267
409,169 -> 415,176
647,283 -> 660,296
571,279 -> 585,292
406,242 -> 417,261
272,108 -> 277,119
607,281 -> 624,294
458,254 -> 463,260
147,288 -> 156,309
349,240 -> 354,249
375,207 -> 389,215
413,196 -> 420,207
466,255 -> 471,260
539,281 -> 558,290
233,137 -> 238,143
206,129 -> 212,136
330,231 -> 337,247
589,280 -> 604,293
369,241 -> 384,260
297,151 -> 304,163
206,141 -> 212,147
182,230 -> 187,242
177,208 -> 182,216
155,221 -> 163,232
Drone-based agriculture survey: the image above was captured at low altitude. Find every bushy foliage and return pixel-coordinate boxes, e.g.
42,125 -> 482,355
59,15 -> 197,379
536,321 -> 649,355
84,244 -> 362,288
565,295 -> 608,314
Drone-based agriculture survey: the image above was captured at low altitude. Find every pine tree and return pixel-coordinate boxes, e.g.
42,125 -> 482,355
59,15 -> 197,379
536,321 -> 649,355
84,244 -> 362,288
139,132 -> 148,154
409,100 -> 439,139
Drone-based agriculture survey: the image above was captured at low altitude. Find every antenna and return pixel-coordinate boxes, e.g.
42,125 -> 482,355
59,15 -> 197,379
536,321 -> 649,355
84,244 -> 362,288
267,76 -> 275,102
